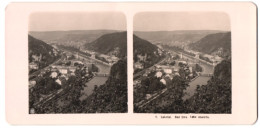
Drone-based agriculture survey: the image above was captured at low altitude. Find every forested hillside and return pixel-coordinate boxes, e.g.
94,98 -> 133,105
84,32 -> 127,58
189,32 -> 231,57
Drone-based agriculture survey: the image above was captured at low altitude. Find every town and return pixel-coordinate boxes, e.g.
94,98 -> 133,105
134,44 -> 224,112
29,43 -> 120,114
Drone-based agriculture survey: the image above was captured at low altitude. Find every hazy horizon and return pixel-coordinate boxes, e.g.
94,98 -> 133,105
29,12 -> 126,31
134,30 -> 230,32
134,12 -> 231,31
29,29 -> 125,32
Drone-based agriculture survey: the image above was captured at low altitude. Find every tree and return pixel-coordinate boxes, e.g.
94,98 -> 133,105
169,61 -> 175,66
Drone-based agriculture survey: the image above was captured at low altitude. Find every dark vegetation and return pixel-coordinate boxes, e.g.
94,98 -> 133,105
189,32 -> 231,57
95,55 -> 109,63
80,59 -> 128,113
91,64 -> 99,72
30,59 -> 127,113
85,32 -> 127,58
133,34 -> 165,69
135,59 -> 231,113
28,35 -> 60,71
195,64 -> 203,72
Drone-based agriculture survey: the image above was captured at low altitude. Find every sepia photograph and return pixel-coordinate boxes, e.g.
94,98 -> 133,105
28,12 -> 127,114
5,2 -> 256,125
133,12 -> 232,113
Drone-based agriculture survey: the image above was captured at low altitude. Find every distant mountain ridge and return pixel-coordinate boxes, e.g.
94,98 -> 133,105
134,30 -> 225,46
84,32 -> 127,58
29,30 -> 122,47
188,32 -> 231,57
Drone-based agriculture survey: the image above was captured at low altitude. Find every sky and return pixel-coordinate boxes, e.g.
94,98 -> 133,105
134,12 -> 230,31
29,12 -> 126,31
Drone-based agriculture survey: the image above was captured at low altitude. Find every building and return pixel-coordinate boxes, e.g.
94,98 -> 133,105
212,55 -> 223,64
55,79 -> 62,85
58,68 -> 68,74
91,52 -> 95,59
134,62 -> 144,69
137,54 -> 147,61
174,72 -> 180,76
29,62 -> 39,70
134,80 -> 141,85
178,60 -> 187,65
29,108 -> 35,114
146,94 -> 152,99
111,56 -> 119,62
160,79 -> 166,85
68,66 -> 77,73
173,68 -> 178,72
50,72 -> 58,78
164,74 -> 174,80
189,66 -> 193,73
155,71 -> 163,78
163,68 -> 172,74
32,54 -> 42,62
29,80 -> 36,88
195,53 -> 200,59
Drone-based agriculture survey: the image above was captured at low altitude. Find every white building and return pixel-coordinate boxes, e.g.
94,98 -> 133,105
155,71 -> 163,78
59,68 -> 68,74
68,67 -> 77,73
29,62 -> 39,70
50,72 -> 58,78
163,68 -> 172,74
189,66 -> 193,73
55,79 -> 62,85
134,62 -> 144,69
160,79 -> 166,85
178,60 -> 187,65
29,80 -> 36,88
146,94 -> 152,99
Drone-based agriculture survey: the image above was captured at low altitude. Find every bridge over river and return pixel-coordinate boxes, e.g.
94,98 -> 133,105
60,48 -> 112,101
79,55 -> 111,101
173,51 -> 215,101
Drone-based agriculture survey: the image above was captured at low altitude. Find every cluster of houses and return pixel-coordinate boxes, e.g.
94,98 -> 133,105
203,54 -> 223,65
29,47 -> 59,72
29,59 -> 89,89
184,49 -> 223,65
29,53 -> 42,71
134,54 -> 147,70
135,58 -> 196,86
29,62 -> 39,70
84,49 -> 119,65
99,54 -> 119,65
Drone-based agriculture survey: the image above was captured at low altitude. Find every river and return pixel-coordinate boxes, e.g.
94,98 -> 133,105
182,76 -> 211,100
169,50 -> 214,100
79,60 -> 111,101
182,54 -> 214,100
